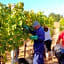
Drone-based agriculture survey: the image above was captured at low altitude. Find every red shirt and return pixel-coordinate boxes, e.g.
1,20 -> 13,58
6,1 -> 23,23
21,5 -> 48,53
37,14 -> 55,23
59,30 -> 64,47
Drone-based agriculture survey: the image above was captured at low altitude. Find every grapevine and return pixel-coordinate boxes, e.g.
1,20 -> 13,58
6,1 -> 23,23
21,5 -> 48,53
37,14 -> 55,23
0,2 -> 54,62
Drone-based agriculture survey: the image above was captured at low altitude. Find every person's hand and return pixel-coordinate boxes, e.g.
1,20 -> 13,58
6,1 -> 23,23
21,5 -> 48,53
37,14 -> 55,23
30,36 -> 38,40
23,25 -> 29,31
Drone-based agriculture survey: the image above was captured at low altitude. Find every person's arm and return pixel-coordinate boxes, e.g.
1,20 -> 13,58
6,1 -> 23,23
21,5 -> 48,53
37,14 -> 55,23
48,29 -> 52,40
23,25 -> 36,35
56,34 -> 62,44
56,38 -> 61,44
29,28 -> 36,35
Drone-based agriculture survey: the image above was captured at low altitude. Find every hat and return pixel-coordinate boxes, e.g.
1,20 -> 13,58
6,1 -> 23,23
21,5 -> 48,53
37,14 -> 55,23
33,21 -> 40,27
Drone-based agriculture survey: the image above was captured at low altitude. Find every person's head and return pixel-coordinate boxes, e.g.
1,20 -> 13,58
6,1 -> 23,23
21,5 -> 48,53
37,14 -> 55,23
33,21 -> 40,30
44,25 -> 48,32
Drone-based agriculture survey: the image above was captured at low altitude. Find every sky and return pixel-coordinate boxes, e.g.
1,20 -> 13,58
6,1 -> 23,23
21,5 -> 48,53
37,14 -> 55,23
0,0 -> 64,16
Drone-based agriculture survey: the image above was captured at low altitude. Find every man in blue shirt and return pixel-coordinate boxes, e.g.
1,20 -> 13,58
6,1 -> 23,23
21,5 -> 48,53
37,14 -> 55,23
24,21 -> 45,64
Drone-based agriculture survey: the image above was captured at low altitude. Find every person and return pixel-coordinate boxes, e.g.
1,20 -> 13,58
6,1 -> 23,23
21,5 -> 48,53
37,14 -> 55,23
18,58 -> 29,64
56,30 -> 64,47
44,26 -> 52,58
23,21 -> 45,64
56,30 -> 64,64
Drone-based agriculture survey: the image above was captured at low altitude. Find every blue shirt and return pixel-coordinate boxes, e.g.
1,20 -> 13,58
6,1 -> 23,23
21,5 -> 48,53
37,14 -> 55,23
29,27 -> 45,54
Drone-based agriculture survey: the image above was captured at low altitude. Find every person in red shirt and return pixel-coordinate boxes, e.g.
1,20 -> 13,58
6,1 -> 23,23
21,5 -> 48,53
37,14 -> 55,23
55,30 -> 64,64
57,30 -> 64,47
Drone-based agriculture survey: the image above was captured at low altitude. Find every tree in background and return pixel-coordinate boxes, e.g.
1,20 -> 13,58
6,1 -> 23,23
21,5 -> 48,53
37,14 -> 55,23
49,13 -> 63,22
60,18 -> 64,31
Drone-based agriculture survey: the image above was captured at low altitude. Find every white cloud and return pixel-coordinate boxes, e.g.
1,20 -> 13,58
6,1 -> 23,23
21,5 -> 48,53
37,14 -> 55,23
44,4 -> 64,16
56,5 -> 64,16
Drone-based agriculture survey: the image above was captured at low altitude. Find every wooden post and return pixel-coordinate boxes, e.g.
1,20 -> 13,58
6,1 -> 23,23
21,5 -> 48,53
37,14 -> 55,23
24,41 -> 27,58
11,50 -> 14,64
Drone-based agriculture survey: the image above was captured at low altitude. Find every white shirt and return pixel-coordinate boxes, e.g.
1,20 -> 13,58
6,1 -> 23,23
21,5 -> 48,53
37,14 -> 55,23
44,30 -> 51,41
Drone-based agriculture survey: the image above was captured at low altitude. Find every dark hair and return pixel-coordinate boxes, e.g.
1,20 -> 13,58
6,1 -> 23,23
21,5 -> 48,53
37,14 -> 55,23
18,58 -> 29,64
44,26 -> 48,32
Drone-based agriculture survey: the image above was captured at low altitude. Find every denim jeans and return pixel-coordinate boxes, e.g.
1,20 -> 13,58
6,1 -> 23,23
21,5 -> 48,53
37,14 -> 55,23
33,53 -> 44,64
